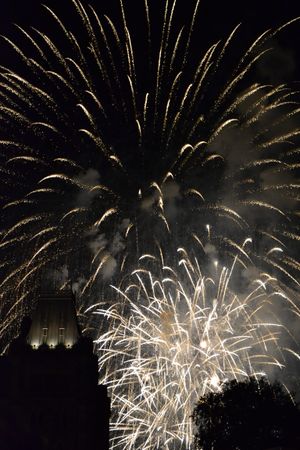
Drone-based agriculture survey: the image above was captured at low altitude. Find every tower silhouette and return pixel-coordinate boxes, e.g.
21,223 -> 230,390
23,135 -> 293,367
0,291 -> 110,450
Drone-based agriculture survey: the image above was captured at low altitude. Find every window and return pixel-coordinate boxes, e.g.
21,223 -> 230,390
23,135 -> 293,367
59,327 -> 65,344
42,327 -> 48,343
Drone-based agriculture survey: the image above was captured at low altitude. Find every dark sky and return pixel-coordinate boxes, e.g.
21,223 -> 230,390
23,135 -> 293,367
0,0 -> 299,85
1,0 -> 300,54
0,0 -> 299,388
1,0 -> 300,32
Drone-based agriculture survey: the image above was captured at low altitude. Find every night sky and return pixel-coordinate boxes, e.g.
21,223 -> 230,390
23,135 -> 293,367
1,0 -> 300,66
2,0 -> 300,34
0,0 -> 300,372
0,0 -> 300,447
0,0 -> 299,358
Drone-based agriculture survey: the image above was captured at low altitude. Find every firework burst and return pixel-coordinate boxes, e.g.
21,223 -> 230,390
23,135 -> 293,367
0,0 -> 299,339
92,240 -> 299,449
0,0 -> 299,447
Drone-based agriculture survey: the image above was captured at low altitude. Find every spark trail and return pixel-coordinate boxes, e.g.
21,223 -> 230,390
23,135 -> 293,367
92,241 -> 299,449
0,0 -> 299,342
0,0 -> 299,447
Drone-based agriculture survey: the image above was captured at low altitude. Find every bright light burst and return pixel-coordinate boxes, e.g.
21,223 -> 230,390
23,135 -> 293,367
0,0 -> 299,447
0,0 -> 299,346
92,240 -> 299,449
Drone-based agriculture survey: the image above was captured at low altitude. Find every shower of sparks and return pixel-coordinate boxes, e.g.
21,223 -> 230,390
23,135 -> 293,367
91,242 -> 299,449
0,0 -> 298,339
0,0 -> 299,447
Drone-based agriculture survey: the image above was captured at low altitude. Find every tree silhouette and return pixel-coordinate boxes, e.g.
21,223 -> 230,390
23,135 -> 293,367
192,377 -> 300,450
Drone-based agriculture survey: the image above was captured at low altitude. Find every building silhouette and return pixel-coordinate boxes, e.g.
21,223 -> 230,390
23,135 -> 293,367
0,291 -> 110,450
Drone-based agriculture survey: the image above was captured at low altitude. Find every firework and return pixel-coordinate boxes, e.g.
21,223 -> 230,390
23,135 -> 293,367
0,0 -> 299,447
92,241 -> 299,449
0,0 -> 299,338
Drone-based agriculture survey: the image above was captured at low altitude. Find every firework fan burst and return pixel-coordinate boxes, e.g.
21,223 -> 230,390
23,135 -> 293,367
92,238 -> 299,449
0,0 -> 299,447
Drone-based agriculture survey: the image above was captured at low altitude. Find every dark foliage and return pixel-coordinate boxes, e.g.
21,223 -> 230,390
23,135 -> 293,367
192,377 -> 300,450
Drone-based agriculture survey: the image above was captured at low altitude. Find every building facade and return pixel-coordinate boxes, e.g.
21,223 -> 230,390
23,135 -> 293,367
0,291 -> 110,450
